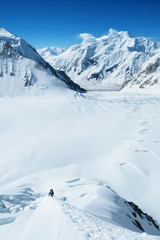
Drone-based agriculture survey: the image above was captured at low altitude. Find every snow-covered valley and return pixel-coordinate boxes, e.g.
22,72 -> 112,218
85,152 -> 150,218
0,89 -> 160,239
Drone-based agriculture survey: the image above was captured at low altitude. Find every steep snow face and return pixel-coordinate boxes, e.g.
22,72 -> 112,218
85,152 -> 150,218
2,194 -> 159,240
0,28 -> 45,64
40,29 -> 160,90
0,40 -> 66,96
64,180 -> 160,235
123,50 -> 160,91
0,28 -> 85,96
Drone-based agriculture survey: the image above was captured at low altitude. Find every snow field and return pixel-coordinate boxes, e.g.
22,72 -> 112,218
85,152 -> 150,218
0,91 -> 160,239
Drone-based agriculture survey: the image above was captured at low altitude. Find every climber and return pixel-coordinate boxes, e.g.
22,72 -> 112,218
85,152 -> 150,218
48,189 -> 54,197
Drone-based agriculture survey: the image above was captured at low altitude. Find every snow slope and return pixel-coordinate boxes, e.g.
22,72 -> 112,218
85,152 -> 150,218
0,91 -> 160,239
38,29 -> 160,90
19,195 -> 160,240
0,183 -> 160,240
0,28 -> 85,96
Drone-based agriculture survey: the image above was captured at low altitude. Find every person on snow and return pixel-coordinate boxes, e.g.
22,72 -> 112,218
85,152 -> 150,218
48,189 -> 54,197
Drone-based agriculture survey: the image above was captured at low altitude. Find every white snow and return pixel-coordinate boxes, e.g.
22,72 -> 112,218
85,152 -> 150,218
0,90 -> 160,239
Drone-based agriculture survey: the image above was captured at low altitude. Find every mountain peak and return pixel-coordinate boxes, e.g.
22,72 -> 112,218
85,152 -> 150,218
79,33 -> 96,43
120,30 -> 134,38
108,28 -> 118,35
0,28 -> 16,39
108,28 -> 133,38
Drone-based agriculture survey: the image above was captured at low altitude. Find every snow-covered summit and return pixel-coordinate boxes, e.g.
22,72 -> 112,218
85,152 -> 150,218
0,28 -> 16,38
39,28 -> 160,90
0,28 -> 45,64
108,28 -> 134,39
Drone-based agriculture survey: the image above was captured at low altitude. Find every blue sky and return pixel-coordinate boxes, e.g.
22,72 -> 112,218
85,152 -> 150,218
1,0 -> 160,48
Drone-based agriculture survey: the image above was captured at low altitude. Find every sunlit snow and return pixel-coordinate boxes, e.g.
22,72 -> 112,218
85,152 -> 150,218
0,88 -> 160,239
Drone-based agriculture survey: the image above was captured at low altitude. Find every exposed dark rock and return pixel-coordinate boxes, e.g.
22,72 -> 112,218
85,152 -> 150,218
145,58 -> 160,74
132,212 -> 137,218
106,64 -> 118,73
34,60 -> 86,92
150,78 -> 158,85
88,72 -> 103,81
55,70 -> 86,92
133,220 -> 144,232
126,201 -> 160,231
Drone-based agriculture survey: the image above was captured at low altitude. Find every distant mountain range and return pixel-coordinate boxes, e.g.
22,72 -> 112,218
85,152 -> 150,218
38,47 -> 66,58
38,29 -> 160,91
0,28 -> 85,96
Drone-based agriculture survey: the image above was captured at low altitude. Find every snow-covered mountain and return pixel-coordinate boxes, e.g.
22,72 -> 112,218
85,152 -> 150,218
39,28 -> 160,91
0,28 -> 85,96
37,46 -> 66,58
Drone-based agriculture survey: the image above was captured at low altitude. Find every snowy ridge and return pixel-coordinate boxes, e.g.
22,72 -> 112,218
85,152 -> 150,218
0,28 -> 85,96
58,178 -> 160,235
39,28 -> 160,91
1,181 -> 160,240
0,28 -> 45,64
21,195 -> 160,240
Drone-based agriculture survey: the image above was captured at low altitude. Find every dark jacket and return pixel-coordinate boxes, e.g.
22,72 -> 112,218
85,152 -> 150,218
48,189 -> 54,197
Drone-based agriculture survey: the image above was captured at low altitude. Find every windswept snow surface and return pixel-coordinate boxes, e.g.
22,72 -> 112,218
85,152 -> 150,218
0,89 -> 160,239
